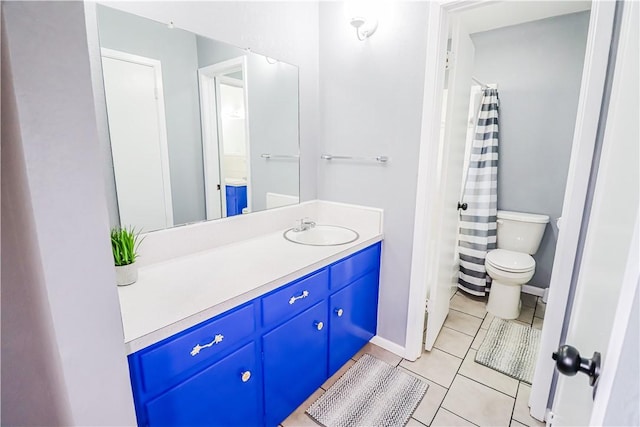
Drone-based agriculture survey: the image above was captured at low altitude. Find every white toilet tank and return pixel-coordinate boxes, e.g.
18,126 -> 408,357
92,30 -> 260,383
496,210 -> 550,254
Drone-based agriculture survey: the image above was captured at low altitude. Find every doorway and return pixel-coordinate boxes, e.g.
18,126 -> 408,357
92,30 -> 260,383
198,57 -> 252,220
406,1 -> 635,424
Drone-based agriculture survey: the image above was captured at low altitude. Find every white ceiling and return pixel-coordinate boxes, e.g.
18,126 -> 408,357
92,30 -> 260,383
457,1 -> 592,35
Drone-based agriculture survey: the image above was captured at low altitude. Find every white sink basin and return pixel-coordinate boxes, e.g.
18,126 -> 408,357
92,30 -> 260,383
283,225 -> 359,246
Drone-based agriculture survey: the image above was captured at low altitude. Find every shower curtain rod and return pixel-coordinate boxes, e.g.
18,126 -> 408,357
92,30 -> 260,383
471,76 -> 490,89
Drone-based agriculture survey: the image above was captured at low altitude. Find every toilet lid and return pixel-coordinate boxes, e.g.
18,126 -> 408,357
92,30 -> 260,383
486,249 -> 535,273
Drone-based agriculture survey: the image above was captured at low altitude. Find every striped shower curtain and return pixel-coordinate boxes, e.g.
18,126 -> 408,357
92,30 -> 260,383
457,88 -> 499,296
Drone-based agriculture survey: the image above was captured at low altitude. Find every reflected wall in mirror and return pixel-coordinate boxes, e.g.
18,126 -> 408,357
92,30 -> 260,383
96,5 -> 300,232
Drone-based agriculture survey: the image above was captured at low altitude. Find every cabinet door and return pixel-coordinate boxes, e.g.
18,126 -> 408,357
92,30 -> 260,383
329,270 -> 379,375
263,301 -> 328,426
145,343 -> 261,427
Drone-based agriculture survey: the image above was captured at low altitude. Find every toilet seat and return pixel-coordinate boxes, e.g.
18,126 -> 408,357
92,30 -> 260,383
486,249 -> 535,273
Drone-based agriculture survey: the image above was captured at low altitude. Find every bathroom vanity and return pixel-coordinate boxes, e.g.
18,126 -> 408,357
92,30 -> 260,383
117,201 -> 384,426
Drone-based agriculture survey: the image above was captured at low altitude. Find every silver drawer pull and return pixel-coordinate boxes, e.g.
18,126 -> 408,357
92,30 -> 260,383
315,321 -> 324,331
335,308 -> 344,317
241,371 -> 251,383
289,290 -> 310,305
190,334 -> 224,356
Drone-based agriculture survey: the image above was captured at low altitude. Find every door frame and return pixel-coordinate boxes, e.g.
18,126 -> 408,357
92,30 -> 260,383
405,0 -> 617,421
198,56 -> 252,219
100,47 -> 174,228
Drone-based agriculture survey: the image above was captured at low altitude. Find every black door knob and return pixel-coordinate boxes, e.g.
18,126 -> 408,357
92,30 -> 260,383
552,345 -> 601,386
457,202 -> 468,211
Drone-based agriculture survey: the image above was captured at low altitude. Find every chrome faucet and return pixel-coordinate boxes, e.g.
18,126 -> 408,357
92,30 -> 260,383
294,218 -> 316,232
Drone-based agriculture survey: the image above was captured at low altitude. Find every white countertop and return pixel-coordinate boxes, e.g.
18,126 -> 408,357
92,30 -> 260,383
118,224 -> 383,354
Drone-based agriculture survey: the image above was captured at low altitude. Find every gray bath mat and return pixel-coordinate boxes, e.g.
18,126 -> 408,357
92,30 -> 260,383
306,354 -> 428,427
307,354 -> 429,427
476,318 -> 542,384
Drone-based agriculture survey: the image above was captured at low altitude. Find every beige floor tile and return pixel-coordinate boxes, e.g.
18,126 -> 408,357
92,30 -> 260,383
353,342 -> 402,367
511,420 -> 528,427
432,408 -> 477,426
450,293 -> 487,319
281,388 -> 324,427
521,293 -> 537,308
534,300 -> 546,319
532,317 -> 544,330
399,367 -> 449,426
434,326 -> 474,358
445,310 -> 483,336
442,375 -> 515,427
471,328 -> 488,350
517,307 -> 535,325
458,350 -> 519,397
321,359 -> 354,390
400,348 -> 462,388
407,417 -> 428,426
512,383 -> 545,427
481,312 -> 495,330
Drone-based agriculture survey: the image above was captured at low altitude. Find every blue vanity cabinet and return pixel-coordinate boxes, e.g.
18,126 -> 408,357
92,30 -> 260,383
144,343 -> 262,427
329,270 -> 379,375
127,242 -> 382,426
225,184 -> 247,217
262,301 -> 329,426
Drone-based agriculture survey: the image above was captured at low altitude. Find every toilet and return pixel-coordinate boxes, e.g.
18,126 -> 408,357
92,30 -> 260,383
486,210 -> 550,319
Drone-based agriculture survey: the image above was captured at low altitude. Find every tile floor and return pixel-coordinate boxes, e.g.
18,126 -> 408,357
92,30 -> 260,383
282,290 -> 547,427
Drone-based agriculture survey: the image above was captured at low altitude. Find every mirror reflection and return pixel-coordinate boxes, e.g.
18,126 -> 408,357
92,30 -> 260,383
96,5 -> 300,232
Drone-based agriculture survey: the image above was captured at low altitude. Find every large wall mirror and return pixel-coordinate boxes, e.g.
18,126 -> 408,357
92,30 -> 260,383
95,5 -> 300,232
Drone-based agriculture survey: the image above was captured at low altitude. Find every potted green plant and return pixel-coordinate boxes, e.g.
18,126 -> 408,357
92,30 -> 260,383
111,226 -> 143,286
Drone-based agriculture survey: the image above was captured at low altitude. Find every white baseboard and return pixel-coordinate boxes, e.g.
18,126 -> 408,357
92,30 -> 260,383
522,284 -> 546,297
369,335 -> 406,358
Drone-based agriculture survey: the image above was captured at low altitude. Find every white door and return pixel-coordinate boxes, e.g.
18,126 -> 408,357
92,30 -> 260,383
548,2 -> 639,424
101,49 -> 173,232
423,18 -> 476,351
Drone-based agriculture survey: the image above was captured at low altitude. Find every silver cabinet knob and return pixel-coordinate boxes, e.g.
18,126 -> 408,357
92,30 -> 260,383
241,371 -> 251,383
314,321 -> 324,331
335,308 -> 344,317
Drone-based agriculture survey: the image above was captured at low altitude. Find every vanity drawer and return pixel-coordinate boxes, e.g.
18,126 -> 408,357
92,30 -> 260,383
330,243 -> 381,290
138,304 -> 255,392
262,269 -> 329,326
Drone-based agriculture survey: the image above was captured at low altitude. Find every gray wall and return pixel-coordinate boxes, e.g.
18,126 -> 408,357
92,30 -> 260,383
318,2 -> 429,346
1,2 -> 136,424
470,11 -> 590,288
96,5 -> 206,226
2,15 -> 72,425
196,36 -> 300,212
101,1 -> 320,206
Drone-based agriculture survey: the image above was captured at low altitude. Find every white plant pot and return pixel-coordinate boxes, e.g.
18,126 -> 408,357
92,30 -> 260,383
115,263 -> 138,286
